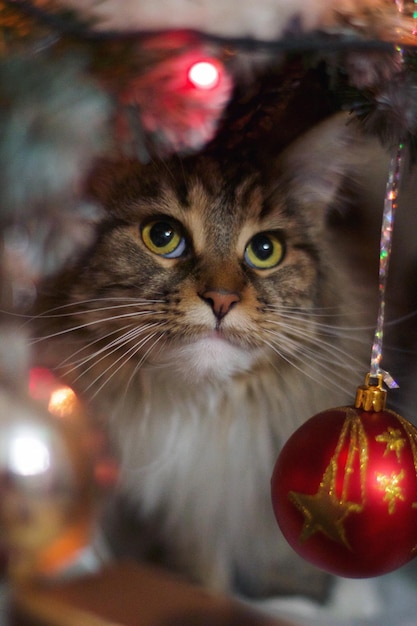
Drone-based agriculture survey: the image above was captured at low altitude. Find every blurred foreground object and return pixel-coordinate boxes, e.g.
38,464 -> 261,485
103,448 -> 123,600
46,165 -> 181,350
11,561 -> 296,626
0,367 -> 117,583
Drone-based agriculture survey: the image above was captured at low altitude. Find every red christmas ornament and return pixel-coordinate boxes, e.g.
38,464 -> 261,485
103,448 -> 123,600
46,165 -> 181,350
271,375 -> 417,578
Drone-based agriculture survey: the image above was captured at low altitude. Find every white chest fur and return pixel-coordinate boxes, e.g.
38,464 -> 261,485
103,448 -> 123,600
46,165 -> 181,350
102,363 -> 351,595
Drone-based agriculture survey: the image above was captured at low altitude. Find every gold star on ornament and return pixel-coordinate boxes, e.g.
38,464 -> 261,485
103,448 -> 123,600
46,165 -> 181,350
289,463 -> 360,549
375,428 -> 406,461
376,469 -> 406,514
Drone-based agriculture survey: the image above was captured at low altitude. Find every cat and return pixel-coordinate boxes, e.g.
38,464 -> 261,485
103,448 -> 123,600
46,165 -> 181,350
31,113 -> 377,601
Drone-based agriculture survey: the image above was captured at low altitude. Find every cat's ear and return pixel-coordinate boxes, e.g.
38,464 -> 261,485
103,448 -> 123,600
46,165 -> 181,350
277,113 -> 364,212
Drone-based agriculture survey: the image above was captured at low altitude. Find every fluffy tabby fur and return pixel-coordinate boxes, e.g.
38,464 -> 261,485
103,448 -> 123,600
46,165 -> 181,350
32,113 -> 376,600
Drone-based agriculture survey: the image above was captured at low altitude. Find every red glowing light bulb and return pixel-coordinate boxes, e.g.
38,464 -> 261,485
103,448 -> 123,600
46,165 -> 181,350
187,59 -> 221,90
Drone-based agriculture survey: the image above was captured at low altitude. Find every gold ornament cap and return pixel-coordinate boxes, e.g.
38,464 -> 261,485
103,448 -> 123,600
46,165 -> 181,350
355,373 -> 387,412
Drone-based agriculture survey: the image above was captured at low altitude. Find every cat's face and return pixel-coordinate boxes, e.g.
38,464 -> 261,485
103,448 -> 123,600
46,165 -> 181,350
37,114 -> 359,388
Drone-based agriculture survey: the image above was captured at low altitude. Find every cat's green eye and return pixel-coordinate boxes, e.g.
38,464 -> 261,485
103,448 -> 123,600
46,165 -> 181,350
141,219 -> 187,258
244,232 -> 285,270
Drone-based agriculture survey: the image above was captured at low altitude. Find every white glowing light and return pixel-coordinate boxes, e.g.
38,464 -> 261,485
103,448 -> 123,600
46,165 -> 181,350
9,433 -> 51,476
188,60 -> 220,90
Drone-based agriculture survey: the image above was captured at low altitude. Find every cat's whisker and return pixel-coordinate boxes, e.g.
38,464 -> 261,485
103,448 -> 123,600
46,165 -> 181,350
79,334 -> 153,394
265,326 -> 365,374
268,304 -> 417,334
281,318 -> 375,335
260,335 -> 336,390
264,302 -> 373,322
36,299 -> 166,318
29,309 -> 161,344
288,342 -> 363,386
88,330 -> 166,399
68,323 -> 164,385
263,303 -> 343,315
262,341 -> 345,394
266,319 -> 370,365
262,330 -> 362,391
120,333 -> 169,400
265,312 -> 374,343
8,297 -> 165,326
266,308 -> 376,332
57,323 -> 137,371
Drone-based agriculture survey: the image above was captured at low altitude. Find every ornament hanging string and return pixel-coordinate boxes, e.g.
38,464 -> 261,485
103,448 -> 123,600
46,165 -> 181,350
369,143 -> 404,388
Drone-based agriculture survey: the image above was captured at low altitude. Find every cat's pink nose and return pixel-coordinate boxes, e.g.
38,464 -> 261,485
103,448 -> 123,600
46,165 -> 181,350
199,289 -> 241,320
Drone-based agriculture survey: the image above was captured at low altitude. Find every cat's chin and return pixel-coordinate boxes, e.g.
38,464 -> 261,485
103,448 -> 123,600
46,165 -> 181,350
155,334 -> 261,383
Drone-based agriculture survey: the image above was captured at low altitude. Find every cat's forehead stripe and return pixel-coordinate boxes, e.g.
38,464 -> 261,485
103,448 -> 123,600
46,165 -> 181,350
124,160 -> 300,257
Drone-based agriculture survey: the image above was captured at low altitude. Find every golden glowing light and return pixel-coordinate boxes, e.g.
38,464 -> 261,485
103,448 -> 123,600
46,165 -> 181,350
48,386 -> 78,418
